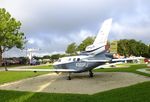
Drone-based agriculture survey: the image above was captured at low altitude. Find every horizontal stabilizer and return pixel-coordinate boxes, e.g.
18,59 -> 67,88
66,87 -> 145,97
95,62 -> 123,69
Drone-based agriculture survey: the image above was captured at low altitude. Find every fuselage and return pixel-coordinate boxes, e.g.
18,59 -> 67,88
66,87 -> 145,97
53,51 -> 112,73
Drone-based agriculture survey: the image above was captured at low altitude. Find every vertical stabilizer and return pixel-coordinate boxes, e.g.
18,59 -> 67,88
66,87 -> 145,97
85,18 -> 112,52
93,18 -> 112,46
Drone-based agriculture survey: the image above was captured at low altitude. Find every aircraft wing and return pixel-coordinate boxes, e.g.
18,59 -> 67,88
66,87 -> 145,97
7,68 -> 77,72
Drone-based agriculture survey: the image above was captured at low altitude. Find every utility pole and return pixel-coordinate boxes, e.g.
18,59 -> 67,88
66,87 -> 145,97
26,48 -> 40,64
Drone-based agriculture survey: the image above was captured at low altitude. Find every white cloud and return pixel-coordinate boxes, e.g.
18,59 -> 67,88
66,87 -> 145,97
0,0 -> 150,57
28,38 -> 35,44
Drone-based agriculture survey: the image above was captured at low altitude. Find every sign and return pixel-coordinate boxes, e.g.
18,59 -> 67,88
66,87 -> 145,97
109,41 -> 117,53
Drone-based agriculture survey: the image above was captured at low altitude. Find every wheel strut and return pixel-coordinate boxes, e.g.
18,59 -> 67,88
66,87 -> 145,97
67,72 -> 71,80
89,70 -> 94,77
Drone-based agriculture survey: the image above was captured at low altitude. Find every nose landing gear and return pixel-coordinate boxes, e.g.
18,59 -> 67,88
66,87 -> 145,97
89,70 -> 94,78
67,72 -> 71,80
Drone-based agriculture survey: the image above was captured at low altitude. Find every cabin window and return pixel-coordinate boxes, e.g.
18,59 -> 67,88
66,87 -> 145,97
73,58 -> 76,61
68,58 -> 71,61
77,58 -> 80,61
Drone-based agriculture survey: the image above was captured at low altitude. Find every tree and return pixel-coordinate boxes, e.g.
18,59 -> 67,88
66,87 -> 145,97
149,45 -> 150,58
51,54 -> 60,62
43,55 -> 51,59
77,36 -> 95,51
65,42 -> 77,55
32,56 -> 43,60
19,57 -> 29,65
117,39 -> 149,57
0,8 -> 25,66
137,42 -> 149,57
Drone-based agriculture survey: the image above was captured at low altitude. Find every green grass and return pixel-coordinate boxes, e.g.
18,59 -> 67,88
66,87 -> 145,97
146,69 -> 150,71
1,81 -> 150,102
95,64 -> 150,77
0,71 -> 48,84
0,65 -> 52,84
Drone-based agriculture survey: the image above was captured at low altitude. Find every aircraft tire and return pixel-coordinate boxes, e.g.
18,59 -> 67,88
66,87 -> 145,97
67,76 -> 71,80
89,71 -> 94,77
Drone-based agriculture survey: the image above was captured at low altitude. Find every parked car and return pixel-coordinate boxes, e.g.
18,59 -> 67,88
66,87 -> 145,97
144,59 -> 150,63
30,59 -> 40,65
1,59 -> 19,66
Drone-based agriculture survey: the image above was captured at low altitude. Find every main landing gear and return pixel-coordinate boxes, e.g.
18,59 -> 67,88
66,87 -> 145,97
67,71 -> 94,80
89,70 -> 94,78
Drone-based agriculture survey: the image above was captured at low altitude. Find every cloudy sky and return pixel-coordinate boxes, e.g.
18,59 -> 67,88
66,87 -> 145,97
0,0 -> 150,57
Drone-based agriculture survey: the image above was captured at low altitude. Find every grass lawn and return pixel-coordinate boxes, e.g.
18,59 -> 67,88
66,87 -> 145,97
0,65 -> 52,84
95,64 -> 150,77
1,81 -> 150,102
0,71 -> 48,84
146,69 -> 150,71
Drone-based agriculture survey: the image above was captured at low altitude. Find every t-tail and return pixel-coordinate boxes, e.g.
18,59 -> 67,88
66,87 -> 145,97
84,18 -> 112,55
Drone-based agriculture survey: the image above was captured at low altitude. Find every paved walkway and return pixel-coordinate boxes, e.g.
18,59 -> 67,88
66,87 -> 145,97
137,68 -> 150,74
0,72 -> 149,95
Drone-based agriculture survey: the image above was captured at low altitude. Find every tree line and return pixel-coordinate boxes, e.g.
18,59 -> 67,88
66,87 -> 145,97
33,54 -> 66,62
65,37 -> 150,58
